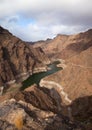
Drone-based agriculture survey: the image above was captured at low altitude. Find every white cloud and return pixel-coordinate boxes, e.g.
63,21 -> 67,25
0,0 -> 92,41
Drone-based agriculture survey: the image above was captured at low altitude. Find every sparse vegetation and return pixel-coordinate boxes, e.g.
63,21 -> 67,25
14,113 -> 23,130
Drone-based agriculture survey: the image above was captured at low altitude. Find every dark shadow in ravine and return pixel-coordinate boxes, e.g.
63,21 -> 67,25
45,95 -> 92,130
69,95 -> 92,122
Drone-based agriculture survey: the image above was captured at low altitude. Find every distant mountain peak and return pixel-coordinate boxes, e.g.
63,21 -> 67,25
0,26 -> 5,32
87,28 -> 92,32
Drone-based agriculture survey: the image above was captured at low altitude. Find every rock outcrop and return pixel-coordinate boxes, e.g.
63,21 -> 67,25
0,85 -> 91,130
20,84 -> 62,113
0,26 -> 50,87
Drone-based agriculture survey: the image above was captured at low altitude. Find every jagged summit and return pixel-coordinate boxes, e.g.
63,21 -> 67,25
0,26 -> 5,32
86,28 -> 92,33
0,26 -> 11,34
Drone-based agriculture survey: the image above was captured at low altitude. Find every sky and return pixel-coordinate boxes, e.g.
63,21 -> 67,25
0,0 -> 92,41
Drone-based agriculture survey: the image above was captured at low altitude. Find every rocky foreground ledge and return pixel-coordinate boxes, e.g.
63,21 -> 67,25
0,84 -> 92,130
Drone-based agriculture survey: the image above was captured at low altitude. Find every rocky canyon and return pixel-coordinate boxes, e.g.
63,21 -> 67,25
0,26 -> 92,130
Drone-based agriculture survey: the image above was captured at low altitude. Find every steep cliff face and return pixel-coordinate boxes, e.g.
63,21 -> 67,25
0,26 -> 50,87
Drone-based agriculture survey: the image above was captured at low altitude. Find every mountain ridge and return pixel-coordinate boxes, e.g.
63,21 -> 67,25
0,26 -> 50,88
32,28 -> 92,59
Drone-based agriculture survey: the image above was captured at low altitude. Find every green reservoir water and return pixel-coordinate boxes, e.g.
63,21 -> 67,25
21,61 -> 62,90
